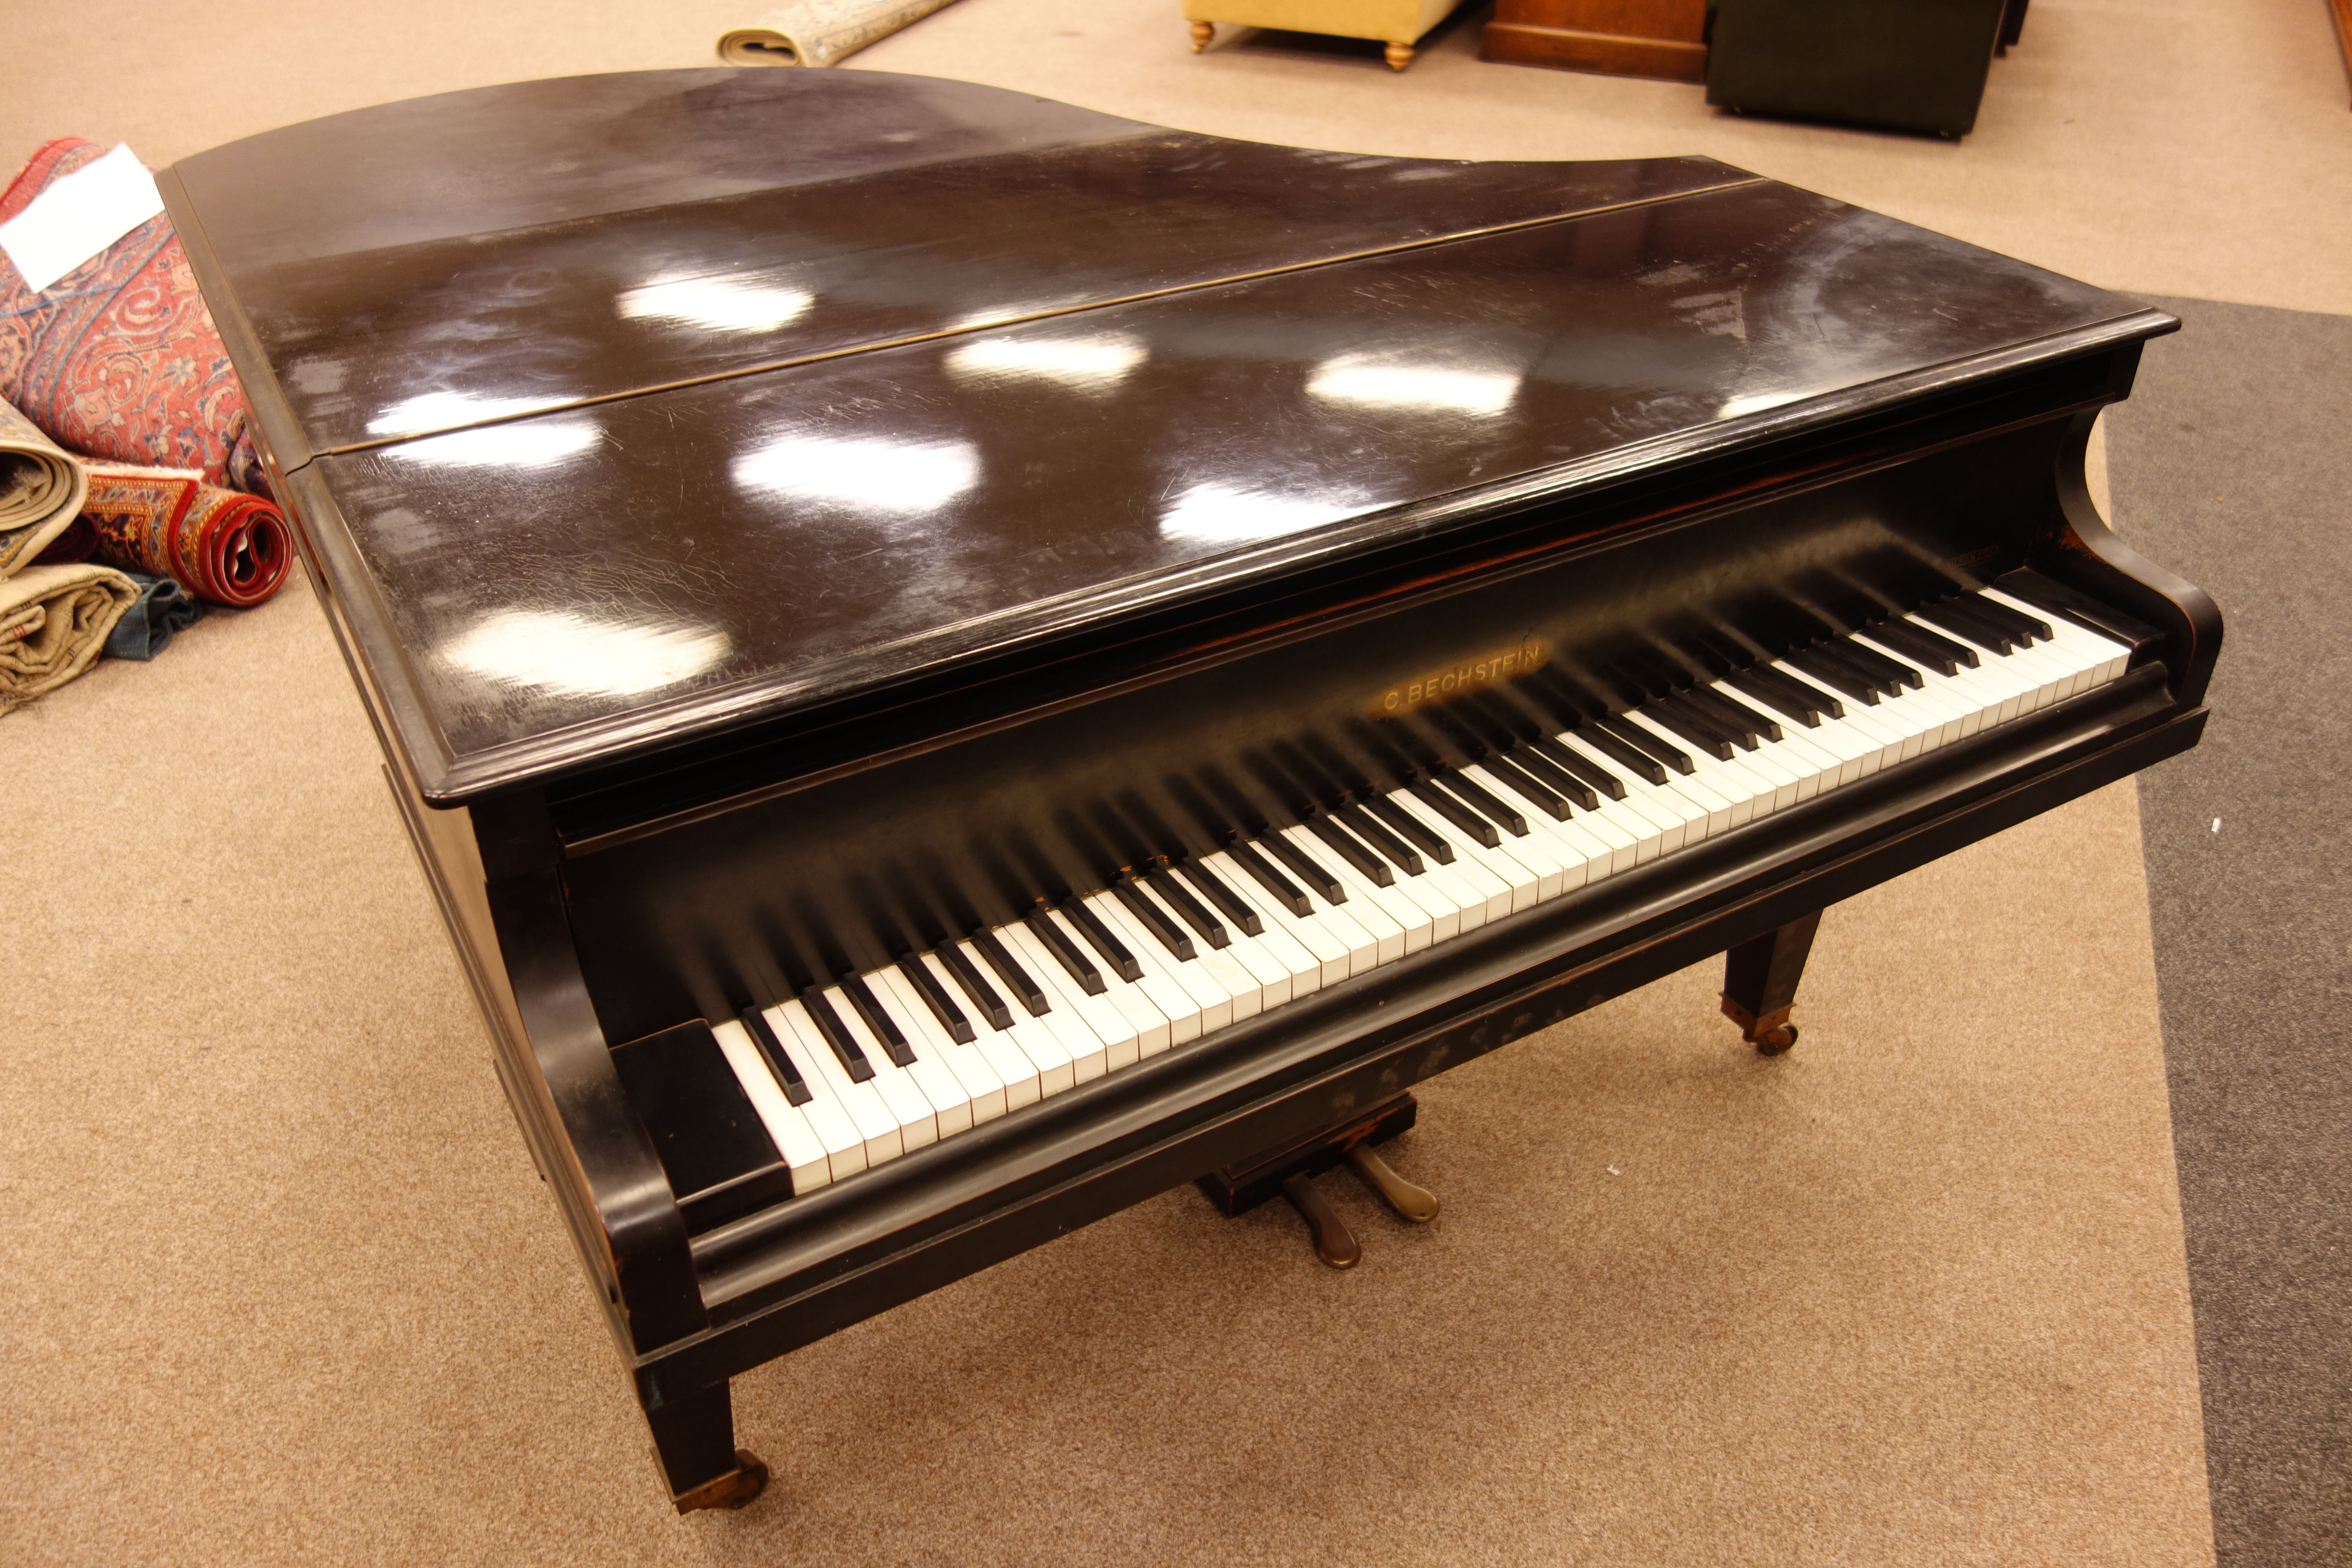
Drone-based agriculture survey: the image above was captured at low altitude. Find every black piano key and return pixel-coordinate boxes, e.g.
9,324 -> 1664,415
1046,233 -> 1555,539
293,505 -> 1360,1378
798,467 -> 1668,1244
798,986 -> 875,1082
1962,591 -> 2051,643
1597,713 -> 1695,775
1750,662 -> 1847,721
1308,812 -> 1395,885
1335,802 -> 1424,875
1505,744 -> 1599,810
1833,636 -> 1923,691
1861,618 -> 1963,676
1059,897 -> 1145,982
1261,830 -> 1351,906
1176,857 -> 1264,936
1911,598 -> 2015,655
1890,615 -> 1979,669
1023,905 -> 1106,994
1524,733 -> 1625,800
894,956 -> 976,1044
1806,637 -> 1905,698
839,971 -> 918,1066
1684,684 -> 1781,743
1995,569 -> 2161,655
1723,666 -> 1825,726
1114,876 -> 1199,957
1782,645 -> 1884,704
968,928 -> 1051,1017
1225,837 -> 1312,916
1146,864 -> 1231,948
1693,682 -> 1778,747
1428,767 -> 1528,836
1365,792 -> 1453,864
1473,751 -> 1571,822
1571,721 -> 1671,784
1407,776 -> 1500,848
739,1005 -> 814,1106
936,942 -> 1014,1031
1646,696 -> 1742,757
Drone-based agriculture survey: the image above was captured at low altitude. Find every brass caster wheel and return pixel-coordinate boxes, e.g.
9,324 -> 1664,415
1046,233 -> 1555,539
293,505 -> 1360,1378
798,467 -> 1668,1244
1755,1023 -> 1800,1057
1190,21 -> 1214,52
1384,40 -> 1415,71
672,1449 -> 769,1513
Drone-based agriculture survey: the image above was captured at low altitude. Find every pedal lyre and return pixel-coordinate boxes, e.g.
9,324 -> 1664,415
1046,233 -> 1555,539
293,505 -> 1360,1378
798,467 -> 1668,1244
1198,1093 -> 1437,1268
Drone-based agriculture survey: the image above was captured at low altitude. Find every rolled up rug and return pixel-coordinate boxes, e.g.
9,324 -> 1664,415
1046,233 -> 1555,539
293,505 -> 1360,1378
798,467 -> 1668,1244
29,514 -> 95,565
0,138 -> 272,498
0,395 -> 87,576
101,569 -> 205,661
80,462 -> 290,607
719,0 -> 962,66
0,558 -> 137,711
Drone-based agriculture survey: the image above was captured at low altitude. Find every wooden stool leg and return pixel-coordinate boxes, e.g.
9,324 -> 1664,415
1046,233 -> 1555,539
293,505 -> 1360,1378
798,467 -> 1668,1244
1384,40 -> 1415,70
1721,909 -> 1822,1056
1190,21 -> 1214,52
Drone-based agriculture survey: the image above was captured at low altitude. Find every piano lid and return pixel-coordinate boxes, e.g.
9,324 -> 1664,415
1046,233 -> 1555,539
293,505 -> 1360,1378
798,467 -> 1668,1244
165,69 -> 2168,804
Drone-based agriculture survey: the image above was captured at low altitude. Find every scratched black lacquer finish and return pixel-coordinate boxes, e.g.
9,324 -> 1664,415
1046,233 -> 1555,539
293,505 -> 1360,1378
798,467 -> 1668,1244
162,69 -> 2219,1513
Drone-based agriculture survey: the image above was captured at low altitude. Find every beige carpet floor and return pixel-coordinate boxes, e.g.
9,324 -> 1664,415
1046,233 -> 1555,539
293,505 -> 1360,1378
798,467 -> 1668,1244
4,0 -> 2342,1560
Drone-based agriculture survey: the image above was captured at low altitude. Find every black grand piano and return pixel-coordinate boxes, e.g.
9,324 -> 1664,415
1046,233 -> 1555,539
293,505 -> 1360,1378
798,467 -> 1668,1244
161,68 -> 2219,1512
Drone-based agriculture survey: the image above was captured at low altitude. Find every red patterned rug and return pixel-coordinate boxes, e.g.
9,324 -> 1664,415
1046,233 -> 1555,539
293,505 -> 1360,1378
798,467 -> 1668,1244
0,138 -> 272,497
80,463 -> 288,607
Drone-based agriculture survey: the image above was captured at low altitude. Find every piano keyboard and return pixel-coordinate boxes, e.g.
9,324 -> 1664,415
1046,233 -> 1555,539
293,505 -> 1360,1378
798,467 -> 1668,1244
704,585 -> 2136,1201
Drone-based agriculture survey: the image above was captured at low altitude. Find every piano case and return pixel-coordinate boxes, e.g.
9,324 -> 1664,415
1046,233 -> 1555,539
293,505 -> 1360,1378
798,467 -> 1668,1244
158,68 -> 2219,1511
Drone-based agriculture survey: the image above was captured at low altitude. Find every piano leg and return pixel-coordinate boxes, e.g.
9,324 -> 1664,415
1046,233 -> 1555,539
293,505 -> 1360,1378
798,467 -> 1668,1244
1720,910 -> 1823,1056
646,1380 -> 769,1513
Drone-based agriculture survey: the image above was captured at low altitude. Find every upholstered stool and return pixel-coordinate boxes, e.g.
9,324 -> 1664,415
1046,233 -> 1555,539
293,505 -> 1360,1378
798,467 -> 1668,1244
1185,0 -> 1463,70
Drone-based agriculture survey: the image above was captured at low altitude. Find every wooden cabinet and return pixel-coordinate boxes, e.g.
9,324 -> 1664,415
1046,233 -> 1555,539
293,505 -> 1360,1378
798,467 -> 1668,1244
1480,0 -> 1710,83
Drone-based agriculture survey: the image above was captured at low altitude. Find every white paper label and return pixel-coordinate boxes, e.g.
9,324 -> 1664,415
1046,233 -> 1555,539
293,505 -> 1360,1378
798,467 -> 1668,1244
0,144 -> 165,294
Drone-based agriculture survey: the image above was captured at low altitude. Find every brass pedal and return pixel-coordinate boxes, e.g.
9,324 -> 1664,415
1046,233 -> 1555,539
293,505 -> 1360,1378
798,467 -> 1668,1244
1280,1171 -> 1361,1269
1344,1143 -> 1439,1223
1199,1094 -> 1439,1269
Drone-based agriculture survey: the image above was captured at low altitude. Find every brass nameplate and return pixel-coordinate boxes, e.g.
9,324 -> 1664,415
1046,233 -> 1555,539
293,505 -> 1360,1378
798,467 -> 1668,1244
1370,637 -> 1551,717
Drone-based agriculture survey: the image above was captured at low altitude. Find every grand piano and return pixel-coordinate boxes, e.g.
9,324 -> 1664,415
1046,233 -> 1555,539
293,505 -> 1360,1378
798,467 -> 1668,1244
159,67 -> 2220,1512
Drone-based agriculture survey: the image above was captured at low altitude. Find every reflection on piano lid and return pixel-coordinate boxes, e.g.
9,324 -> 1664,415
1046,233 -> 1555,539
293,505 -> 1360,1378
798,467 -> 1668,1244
158,67 -> 2220,1512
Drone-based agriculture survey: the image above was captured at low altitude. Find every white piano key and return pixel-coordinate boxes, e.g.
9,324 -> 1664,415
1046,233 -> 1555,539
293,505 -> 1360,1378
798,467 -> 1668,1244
1277,826 -> 1407,963
824,986 -> 943,1150
1302,826 -> 1435,954
946,938 -> 1078,1099
1199,852 -> 1327,995
1090,890 -> 1227,1035
1214,910 -> 1295,1005
1211,851 -> 1356,984
753,1004 -> 867,1179
1421,851 -> 1505,929
1981,589 -> 2131,686
1616,715 -> 1764,826
774,998 -> 902,1167
873,965 -> 1007,1123
1379,790 -> 1526,919
996,921 -> 1122,1081
710,1018 -> 833,1194
916,951 -> 1042,1110
1458,779 -> 1584,900
859,975 -> 981,1136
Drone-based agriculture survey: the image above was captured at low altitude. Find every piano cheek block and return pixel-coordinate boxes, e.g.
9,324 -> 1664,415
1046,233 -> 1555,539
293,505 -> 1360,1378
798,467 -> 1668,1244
609,1023 -> 795,1234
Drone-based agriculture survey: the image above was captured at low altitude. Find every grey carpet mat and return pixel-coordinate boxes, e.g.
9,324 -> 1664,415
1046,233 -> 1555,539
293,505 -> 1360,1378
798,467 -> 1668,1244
2107,297 -> 2352,1567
